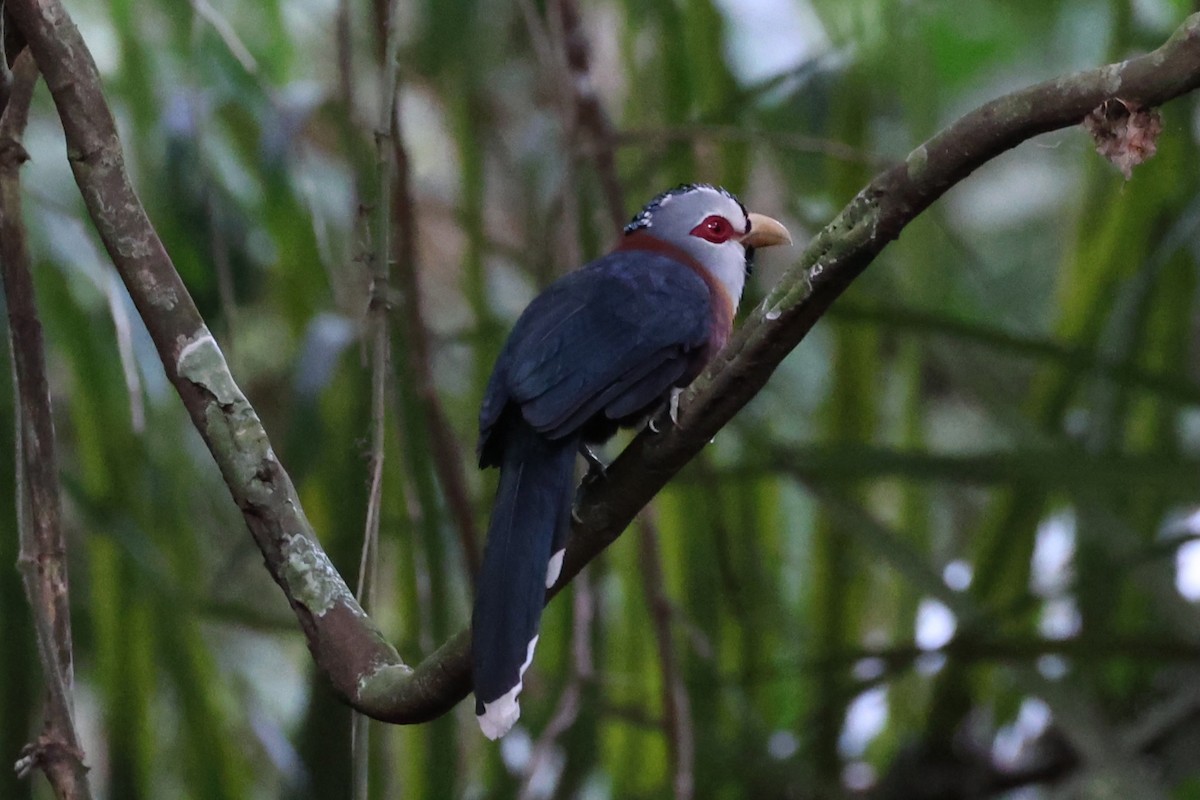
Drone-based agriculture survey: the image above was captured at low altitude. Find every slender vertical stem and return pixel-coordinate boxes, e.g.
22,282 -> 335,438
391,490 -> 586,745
1,52 -> 92,800
350,3 -> 400,796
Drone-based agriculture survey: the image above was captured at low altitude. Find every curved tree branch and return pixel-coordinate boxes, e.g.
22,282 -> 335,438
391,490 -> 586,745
7,0 -> 1200,726
5,0 -> 463,724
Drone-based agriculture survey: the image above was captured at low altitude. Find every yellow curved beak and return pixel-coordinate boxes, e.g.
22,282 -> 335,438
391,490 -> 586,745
741,212 -> 792,248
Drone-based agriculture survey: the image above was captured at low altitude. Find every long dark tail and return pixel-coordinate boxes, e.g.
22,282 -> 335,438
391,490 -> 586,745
472,421 -> 575,739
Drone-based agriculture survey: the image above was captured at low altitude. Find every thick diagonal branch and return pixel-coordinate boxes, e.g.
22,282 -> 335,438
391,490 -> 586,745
8,0 -> 1200,727
563,14 -> 1200,592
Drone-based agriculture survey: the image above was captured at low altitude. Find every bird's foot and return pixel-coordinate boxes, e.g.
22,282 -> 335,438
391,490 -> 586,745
669,388 -> 683,426
572,446 -> 608,524
648,389 -> 684,433
579,443 -> 609,483
571,481 -> 589,524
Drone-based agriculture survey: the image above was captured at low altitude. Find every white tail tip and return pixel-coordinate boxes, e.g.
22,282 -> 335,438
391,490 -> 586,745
477,634 -> 539,740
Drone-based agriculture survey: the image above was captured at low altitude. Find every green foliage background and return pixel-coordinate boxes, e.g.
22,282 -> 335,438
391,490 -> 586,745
4,0 -> 1200,798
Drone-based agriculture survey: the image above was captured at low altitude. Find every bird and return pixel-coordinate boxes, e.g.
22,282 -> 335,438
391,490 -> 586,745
472,184 -> 791,739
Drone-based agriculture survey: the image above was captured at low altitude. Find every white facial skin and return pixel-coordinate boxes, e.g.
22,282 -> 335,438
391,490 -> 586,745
640,186 -> 752,308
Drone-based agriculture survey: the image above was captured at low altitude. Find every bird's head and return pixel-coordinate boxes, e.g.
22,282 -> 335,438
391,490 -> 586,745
622,184 -> 791,307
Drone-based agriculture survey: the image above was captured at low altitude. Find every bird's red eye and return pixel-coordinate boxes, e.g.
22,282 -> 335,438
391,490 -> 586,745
690,215 -> 736,244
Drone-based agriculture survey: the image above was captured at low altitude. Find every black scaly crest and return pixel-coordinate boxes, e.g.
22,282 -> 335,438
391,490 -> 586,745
623,183 -> 748,235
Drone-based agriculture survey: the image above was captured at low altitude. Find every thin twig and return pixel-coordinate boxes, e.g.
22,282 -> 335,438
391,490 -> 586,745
1,51 -> 92,800
351,269 -> 387,800
390,97 -> 482,584
553,0 -> 626,232
189,0 -> 258,74
351,1 -> 400,794
638,510 -> 694,800
352,206 -> 385,658
102,270 -> 146,433
350,131 -> 391,800
358,0 -> 398,615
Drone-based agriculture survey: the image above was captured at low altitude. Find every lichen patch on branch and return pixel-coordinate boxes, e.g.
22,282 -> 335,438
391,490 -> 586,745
177,331 -> 240,405
1098,63 -> 1125,95
906,144 -> 929,179
357,661 -> 416,698
281,534 -> 363,618
177,330 -> 277,503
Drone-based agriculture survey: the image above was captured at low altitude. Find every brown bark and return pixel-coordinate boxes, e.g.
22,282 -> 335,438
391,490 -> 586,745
2,52 -> 93,800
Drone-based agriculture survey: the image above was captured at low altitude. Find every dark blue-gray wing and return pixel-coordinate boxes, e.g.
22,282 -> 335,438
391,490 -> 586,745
479,251 -> 711,463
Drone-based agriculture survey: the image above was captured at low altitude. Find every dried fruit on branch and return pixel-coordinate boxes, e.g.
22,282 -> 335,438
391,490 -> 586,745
1082,99 -> 1164,179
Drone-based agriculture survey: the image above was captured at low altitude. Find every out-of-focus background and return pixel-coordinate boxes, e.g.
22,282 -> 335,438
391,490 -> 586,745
4,0 -> 1200,797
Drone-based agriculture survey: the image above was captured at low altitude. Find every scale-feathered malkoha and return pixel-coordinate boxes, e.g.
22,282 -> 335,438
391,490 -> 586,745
473,185 -> 791,738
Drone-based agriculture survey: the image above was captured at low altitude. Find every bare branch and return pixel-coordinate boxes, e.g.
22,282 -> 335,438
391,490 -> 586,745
1,51 -> 92,800
350,3 -> 400,790
189,0 -> 258,75
359,0 -> 398,611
